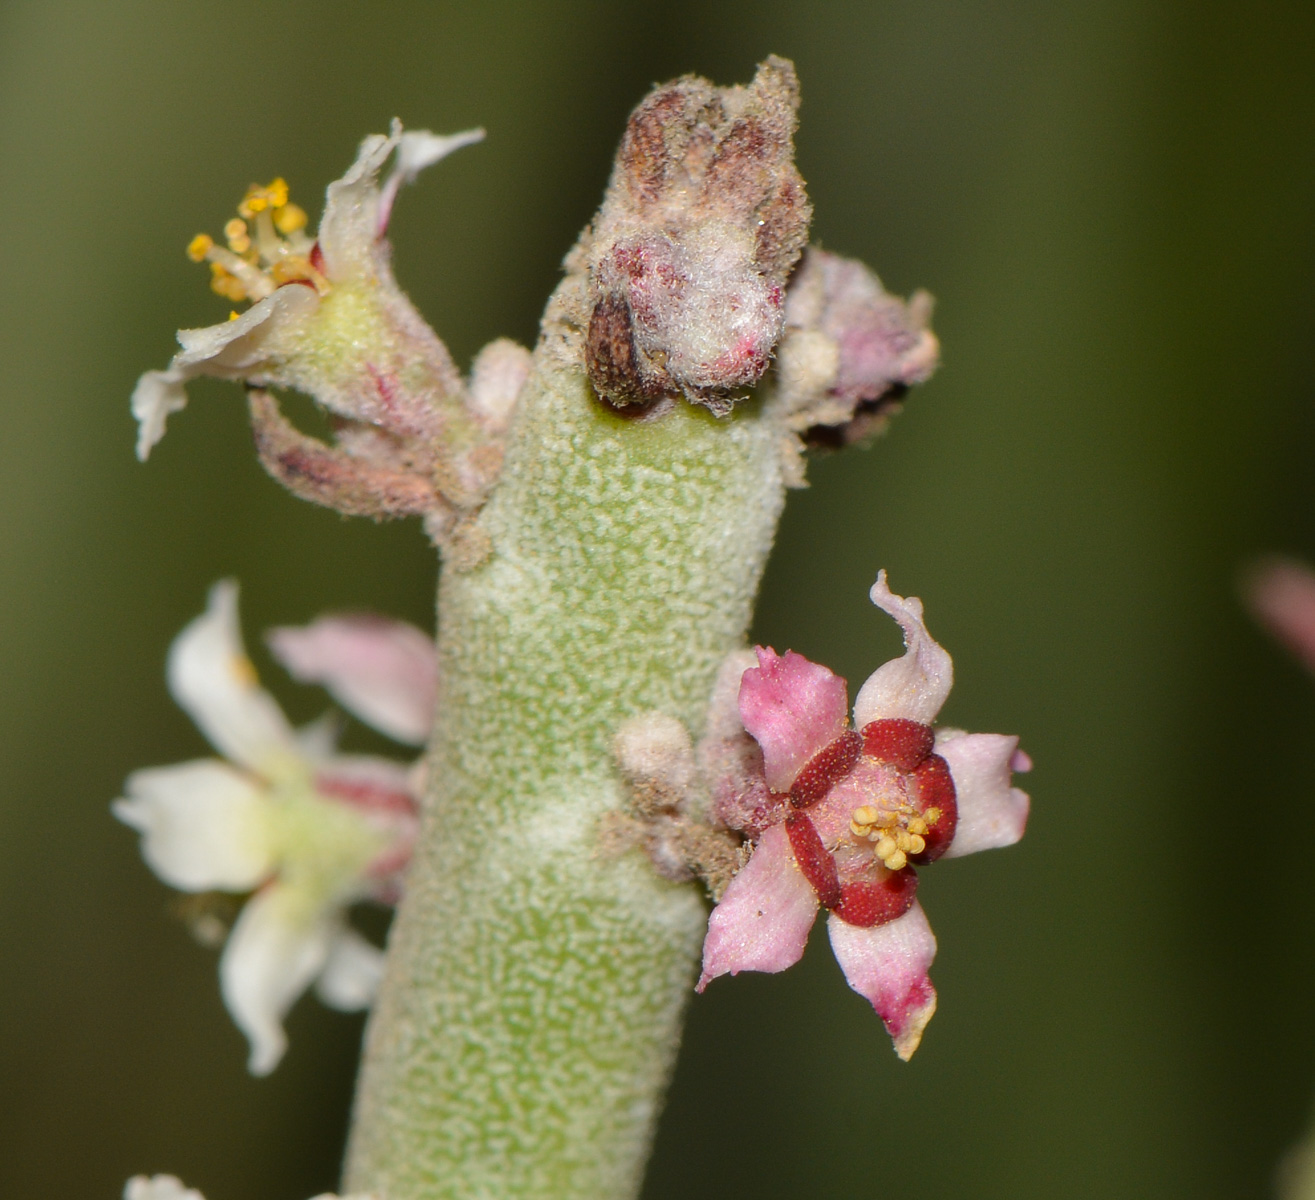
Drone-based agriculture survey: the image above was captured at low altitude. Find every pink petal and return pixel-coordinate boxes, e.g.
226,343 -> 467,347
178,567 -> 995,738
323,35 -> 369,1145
1243,557 -> 1315,675
268,615 -> 436,746
738,647 -> 850,792
827,901 -> 938,1060
697,825 -> 819,990
935,731 -> 1030,858
852,572 -> 953,727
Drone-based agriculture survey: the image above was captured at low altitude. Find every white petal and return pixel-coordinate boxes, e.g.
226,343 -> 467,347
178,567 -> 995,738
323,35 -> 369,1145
393,127 -> 486,186
124,1176 -> 206,1200
131,369 -> 189,461
377,126 -> 485,237
315,926 -> 385,1011
317,128 -> 399,280
220,885 -> 334,1075
936,730 -> 1031,858
172,284 -> 317,373
132,288 -> 318,461
114,759 -> 272,891
167,581 -> 300,773
268,615 -> 436,745
827,901 -> 938,1061
852,570 -> 954,727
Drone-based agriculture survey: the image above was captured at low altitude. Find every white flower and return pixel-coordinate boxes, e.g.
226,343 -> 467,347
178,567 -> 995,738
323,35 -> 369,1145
131,120 -> 483,462
114,582 -> 435,1074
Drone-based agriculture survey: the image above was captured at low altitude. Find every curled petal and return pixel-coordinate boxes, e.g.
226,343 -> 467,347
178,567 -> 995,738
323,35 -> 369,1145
124,1177 -> 206,1200
852,571 -> 953,727
269,613 -> 437,745
315,926 -> 385,1011
935,731 -> 1030,858
114,759 -> 272,892
167,581 -> 300,775
321,121 -> 484,277
1243,556 -> 1315,675
130,371 -> 187,462
318,129 -> 399,280
220,885 -> 335,1075
379,127 -> 486,234
739,647 -> 850,792
697,824 -> 819,989
827,901 -> 938,1060
131,286 -> 317,460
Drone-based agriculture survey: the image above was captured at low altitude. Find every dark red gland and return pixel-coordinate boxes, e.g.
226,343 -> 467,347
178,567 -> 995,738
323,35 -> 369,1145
861,718 -> 935,772
785,813 -> 841,910
833,869 -> 919,928
908,752 -> 958,865
789,730 -> 861,808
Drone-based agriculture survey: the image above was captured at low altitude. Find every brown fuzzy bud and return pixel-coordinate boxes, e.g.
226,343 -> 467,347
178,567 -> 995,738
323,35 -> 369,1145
581,56 -> 811,413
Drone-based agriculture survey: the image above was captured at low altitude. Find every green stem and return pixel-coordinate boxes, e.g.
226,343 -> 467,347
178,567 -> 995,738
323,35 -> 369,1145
343,360 -> 785,1200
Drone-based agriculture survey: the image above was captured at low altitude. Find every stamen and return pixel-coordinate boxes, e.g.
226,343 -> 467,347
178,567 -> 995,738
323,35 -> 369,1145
188,177 -> 325,306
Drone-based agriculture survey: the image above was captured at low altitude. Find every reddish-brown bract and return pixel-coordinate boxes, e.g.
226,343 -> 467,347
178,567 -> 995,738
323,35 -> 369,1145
910,753 -> 958,864
861,718 -> 936,772
785,813 -> 842,910
834,871 -> 918,928
789,730 -> 862,808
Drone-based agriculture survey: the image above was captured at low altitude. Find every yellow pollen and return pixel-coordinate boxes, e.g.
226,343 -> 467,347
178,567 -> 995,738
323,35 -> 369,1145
186,233 -> 214,262
274,202 -> 308,234
228,311 -> 240,321
851,796 -> 933,870
190,174 -> 321,308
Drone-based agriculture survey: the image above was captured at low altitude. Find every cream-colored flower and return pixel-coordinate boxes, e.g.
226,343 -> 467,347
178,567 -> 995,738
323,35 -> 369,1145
115,582 -> 433,1074
131,122 -> 483,463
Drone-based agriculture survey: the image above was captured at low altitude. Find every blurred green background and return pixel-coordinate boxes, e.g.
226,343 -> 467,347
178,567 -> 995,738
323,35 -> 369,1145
2,1 -> 1314,1197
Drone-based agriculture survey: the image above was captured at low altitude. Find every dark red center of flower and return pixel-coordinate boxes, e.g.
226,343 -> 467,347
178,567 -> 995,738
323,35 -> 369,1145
775,717 -> 961,928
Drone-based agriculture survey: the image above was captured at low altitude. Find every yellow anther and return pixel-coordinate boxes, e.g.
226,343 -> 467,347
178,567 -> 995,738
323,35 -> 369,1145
875,836 -> 897,861
186,233 -> 214,262
266,177 -> 289,209
209,264 -> 248,303
274,202 -> 308,234
224,218 -> 252,254
907,834 -> 926,855
238,185 -> 269,218
228,311 -> 240,321
885,849 -> 908,871
924,807 -> 942,825
908,816 -> 929,837
852,805 -> 880,827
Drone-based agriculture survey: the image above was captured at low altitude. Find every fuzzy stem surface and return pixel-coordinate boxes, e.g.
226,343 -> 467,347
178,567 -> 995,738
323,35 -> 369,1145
343,361 -> 785,1200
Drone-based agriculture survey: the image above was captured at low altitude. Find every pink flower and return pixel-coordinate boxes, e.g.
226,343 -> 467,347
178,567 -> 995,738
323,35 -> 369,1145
1243,556 -> 1315,675
698,572 -> 1029,1059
